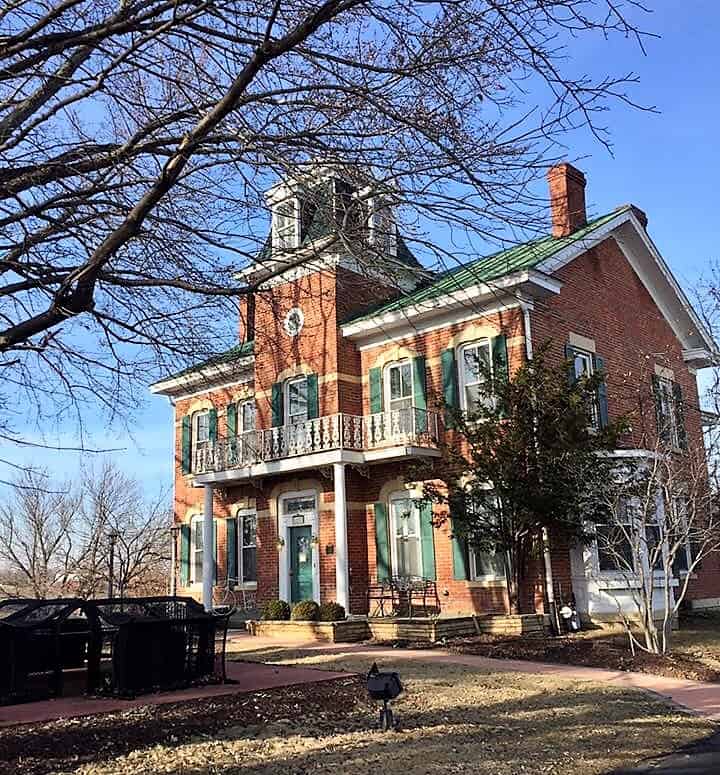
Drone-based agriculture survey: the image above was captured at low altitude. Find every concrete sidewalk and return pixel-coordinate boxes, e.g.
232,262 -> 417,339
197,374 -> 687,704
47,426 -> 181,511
228,632 -> 720,721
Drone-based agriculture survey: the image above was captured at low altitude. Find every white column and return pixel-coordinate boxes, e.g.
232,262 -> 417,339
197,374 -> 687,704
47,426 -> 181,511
202,484 -> 214,611
333,462 -> 349,612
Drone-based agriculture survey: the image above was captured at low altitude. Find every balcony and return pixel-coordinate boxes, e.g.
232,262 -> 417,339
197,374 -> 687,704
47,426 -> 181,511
192,408 -> 442,476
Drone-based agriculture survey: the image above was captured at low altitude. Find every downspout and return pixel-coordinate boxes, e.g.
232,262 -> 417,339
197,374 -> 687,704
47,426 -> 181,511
522,303 -> 556,612
169,396 -> 178,596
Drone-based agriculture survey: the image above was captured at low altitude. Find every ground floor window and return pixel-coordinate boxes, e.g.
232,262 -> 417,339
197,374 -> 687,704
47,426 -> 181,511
239,511 -> 257,583
191,515 -> 204,583
469,546 -> 506,581
389,493 -> 423,577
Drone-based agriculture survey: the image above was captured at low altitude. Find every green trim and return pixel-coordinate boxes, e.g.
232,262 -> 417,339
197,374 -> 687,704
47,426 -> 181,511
181,416 -> 191,474
208,408 -> 218,442
419,501 -> 436,580
441,348 -> 459,428
226,403 -> 237,437
271,382 -> 284,427
179,524 -> 190,586
413,356 -> 427,433
306,373 -> 319,419
374,502 -> 391,582
369,367 -> 383,414
593,354 -> 609,429
227,517 -> 238,581
157,341 -> 254,383
344,207 -> 630,325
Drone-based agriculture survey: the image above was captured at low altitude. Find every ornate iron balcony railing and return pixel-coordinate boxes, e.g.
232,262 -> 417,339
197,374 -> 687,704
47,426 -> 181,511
192,407 -> 442,474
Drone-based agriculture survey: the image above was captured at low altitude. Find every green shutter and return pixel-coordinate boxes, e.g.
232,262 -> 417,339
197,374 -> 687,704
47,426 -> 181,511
491,334 -> 509,384
452,533 -> 469,581
180,524 -> 190,586
226,517 -> 238,582
673,381 -> 688,449
208,408 -> 218,442
419,500 -> 436,580
226,403 -> 237,437
413,356 -> 428,433
181,416 -> 191,474
374,502 -> 391,582
271,382 -> 284,427
441,349 -> 459,428
449,494 -> 469,580
369,367 -> 383,414
306,373 -> 319,419
593,354 -> 610,429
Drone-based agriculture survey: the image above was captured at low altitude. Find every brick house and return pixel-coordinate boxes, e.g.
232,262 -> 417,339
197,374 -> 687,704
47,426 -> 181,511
150,162 -> 718,623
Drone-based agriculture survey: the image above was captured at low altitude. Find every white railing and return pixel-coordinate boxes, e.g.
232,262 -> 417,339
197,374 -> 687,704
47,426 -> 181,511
192,408 -> 442,474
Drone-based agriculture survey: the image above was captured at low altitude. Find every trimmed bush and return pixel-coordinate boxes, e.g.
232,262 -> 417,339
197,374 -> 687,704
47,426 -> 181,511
261,599 -> 291,621
290,600 -> 320,621
319,601 -> 346,622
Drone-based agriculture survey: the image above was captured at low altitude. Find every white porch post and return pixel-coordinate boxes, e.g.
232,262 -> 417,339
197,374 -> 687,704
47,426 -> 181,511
333,462 -> 349,612
202,484 -> 214,611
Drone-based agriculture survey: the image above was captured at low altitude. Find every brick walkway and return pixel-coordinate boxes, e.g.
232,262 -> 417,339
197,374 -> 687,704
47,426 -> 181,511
0,659 -> 349,728
228,632 -> 720,721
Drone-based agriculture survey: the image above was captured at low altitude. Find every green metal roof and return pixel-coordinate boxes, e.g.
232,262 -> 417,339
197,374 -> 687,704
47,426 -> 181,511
160,340 -> 254,382
344,206 -> 630,324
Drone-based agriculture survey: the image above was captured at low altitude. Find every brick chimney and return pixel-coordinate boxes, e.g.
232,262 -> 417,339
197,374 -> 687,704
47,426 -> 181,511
547,163 -> 587,238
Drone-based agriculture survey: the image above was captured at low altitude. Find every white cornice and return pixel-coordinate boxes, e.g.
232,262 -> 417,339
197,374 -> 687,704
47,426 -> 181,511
340,269 -> 561,343
150,357 -> 254,398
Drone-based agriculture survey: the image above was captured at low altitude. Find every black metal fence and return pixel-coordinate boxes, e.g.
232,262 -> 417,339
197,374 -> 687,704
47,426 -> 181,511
0,596 -> 230,705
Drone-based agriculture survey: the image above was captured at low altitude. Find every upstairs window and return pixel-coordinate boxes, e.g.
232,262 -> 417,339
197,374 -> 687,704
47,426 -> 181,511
369,197 -> 396,258
571,349 -> 599,427
240,400 -> 256,433
459,340 -> 492,411
286,375 -> 309,426
273,198 -> 297,250
386,361 -> 413,412
193,410 -> 210,449
653,375 -> 687,450
565,343 -> 608,429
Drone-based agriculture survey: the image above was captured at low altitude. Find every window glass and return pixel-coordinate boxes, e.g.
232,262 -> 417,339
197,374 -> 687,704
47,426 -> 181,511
195,411 -> 210,444
241,401 -> 256,432
571,349 -> 599,427
465,493 -> 505,580
240,514 -> 257,583
283,496 -> 316,515
275,200 -> 296,249
192,518 -> 204,583
656,377 -> 680,447
596,500 -> 634,572
390,495 -> 422,577
671,497 -> 691,574
287,377 -> 308,425
460,342 -> 491,410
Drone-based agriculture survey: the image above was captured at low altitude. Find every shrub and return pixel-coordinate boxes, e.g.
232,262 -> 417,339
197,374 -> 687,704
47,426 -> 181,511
319,601 -> 346,622
290,600 -> 320,621
261,599 -> 291,621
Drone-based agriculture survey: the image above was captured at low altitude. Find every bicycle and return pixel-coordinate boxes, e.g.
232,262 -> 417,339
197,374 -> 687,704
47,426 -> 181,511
217,578 -> 257,614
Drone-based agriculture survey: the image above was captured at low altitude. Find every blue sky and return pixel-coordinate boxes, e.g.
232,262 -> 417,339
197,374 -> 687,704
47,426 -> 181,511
8,2 -> 720,494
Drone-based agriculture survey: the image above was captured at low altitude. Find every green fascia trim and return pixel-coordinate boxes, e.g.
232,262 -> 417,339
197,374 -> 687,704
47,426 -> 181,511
343,206 -> 630,324
161,341 -> 255,381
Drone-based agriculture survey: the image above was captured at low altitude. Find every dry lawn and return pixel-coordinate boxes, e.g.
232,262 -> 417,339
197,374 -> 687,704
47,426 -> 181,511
52,644 -> 715,775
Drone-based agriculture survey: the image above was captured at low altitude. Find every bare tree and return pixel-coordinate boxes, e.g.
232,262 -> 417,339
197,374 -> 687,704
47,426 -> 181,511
0,0 -> 651,450
0,461 -> 170,598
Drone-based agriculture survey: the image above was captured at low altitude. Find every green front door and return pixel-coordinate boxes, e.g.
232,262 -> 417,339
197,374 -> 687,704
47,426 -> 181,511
289,525 -> 313,603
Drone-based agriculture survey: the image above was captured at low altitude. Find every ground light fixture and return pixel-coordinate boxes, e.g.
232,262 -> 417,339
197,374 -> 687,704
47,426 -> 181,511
366,662 -> 403,731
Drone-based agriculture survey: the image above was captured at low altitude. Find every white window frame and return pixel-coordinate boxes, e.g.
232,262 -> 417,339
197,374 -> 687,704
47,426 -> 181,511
595,498 -> 637,576
190,515 -> 204,585
656,376 -> 680,449
237,509 -> 258,587
457,340 -> 493,411
239,400 -> 256,433
192,409 -> 210,451
273,197 -> 298,251
384,360 -> 414,412
571,348 -> 599,428
285,375 -> 309,426
388,491 -> 423,578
